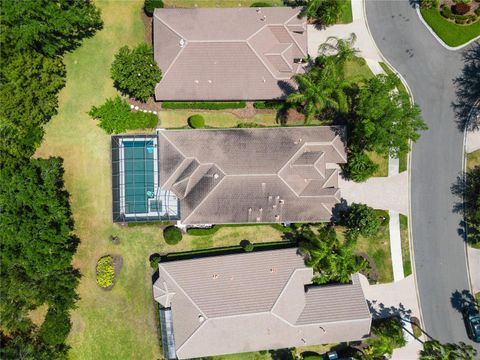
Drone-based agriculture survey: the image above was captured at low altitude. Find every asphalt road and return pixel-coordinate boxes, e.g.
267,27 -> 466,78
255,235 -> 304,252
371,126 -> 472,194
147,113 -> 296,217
365,0 -> 479,350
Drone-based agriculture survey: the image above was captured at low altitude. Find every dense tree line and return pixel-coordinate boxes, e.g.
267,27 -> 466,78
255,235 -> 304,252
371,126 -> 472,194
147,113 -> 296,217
0,1 -> 102,358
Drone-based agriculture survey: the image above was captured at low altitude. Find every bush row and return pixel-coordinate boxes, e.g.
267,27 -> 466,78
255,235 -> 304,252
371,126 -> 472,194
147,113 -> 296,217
162,101 -> 246,110
253,101 -> 284,109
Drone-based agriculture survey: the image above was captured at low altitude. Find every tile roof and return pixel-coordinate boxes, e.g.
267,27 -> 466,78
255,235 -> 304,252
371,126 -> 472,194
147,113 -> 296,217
158,127 -> 347,224
153,248 -> 371,359
153,7 -> 308,100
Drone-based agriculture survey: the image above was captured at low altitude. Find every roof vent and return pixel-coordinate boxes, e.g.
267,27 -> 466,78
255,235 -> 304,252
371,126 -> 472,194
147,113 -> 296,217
194,80 -> 199,84
179,38 -> 186,48
261,15 -> 267,21
270,267 -> 277,273
212,273 -> 219,279
198,315 -> 205,323
208,80 -> 212,84
279,199 -> 284,204
214,173 -> 219,179
256,8 -> 261,13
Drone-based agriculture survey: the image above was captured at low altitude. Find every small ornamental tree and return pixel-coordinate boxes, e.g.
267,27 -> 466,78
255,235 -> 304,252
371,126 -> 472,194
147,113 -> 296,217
38,308 -> 71,345
240,240 -> 254,252
341,149 -> 378,183
343,203 -> 381,242
111,44 -> 162,102
163,226 -> 182,245
188,114 -> 205,128
453,3 -> 470,15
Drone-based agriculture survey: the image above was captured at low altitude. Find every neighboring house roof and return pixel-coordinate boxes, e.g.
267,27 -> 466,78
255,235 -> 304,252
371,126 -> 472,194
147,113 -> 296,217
153,248 -> 372,359
158,126 -> 347,225
153,7 -> 308,101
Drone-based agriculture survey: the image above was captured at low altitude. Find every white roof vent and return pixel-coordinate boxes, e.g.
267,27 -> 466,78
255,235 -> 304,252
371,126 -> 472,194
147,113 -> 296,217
198,315 -> 205,323
213,173 -> 219,179
179,38 -> 186,48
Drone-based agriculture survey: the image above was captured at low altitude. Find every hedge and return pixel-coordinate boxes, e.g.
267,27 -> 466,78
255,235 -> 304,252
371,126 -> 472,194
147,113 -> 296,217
250,2 -> 274,7
253,101 -> 284,109
39,309 -> 71,345
188,114 -> 205,128
88,96 -> 158,134
164,226 -> 182,245
162,101 -> 246,110
237,122 -> 264,128
96,255 -> 115,288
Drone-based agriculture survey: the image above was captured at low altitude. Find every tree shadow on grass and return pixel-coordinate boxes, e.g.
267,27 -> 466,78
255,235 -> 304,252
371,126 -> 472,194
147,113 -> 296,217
452,42 -> 480,132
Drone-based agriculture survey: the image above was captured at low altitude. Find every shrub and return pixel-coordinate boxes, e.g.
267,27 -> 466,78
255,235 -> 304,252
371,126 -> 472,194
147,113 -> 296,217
149,253 -> 161,269
237,122 -> 263,128
341,149 -> 378,183
475,7 -> 480,15
253,101 -> 284,109
240,240 -> 254,252
453,3 -> 470,14
187,226 -> 219,236
88,96 -> 158,134
163,226 -> 182,245
441,5 -> 454,18
420,0 -> 438,9
250,2 -> 272,7
96,255 -> 115,288
144,0 -> 163,16
38,308 -> 71,345
342,203 -> 381,242
162,101 -> 246,110
188,114 -> 205,128
111,43 -> 162,102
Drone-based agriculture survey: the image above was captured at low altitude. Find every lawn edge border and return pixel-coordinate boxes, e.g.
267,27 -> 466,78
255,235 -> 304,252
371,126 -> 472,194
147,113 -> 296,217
416,5 -> 480,51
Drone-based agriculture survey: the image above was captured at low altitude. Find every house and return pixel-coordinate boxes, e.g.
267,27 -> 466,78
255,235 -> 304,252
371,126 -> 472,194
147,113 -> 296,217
153,248 -> 372,359
153,7 -> 308,101
111,127 -> 346,224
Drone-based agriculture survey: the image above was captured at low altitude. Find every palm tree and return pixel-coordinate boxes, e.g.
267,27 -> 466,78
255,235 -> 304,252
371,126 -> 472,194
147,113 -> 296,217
299,0 -> 323,19
318,33 -> 359,72
419,340 -> 477,360
287,59 -> 349,124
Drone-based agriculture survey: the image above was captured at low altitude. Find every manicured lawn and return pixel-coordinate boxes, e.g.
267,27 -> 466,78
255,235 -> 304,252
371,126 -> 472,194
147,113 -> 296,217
467,149 -> 480,170
399,151 -> 408,173
338,0 -> 353,24
420,8 -> 480,47
336,210 -> 393,284
399,214 -> 412,277
344,58 -> 374,85
366,151 -> 389,177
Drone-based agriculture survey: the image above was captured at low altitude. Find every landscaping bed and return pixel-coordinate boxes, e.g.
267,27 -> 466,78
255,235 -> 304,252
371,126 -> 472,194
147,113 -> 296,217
96,254 -> 123,290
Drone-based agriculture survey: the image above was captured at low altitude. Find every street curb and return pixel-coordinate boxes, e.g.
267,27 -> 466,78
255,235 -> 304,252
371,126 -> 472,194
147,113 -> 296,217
462,100 -> 480,297
415,5 -> 480,51
362,0 -> 427,337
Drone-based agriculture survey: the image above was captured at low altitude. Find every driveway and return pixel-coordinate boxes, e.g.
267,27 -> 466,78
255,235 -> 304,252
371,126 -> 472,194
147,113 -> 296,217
366,0 -> 479,350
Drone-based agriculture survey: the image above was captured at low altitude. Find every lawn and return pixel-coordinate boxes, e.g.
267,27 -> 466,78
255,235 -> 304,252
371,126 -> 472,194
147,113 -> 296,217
420,8 -> 480,47
399,214 -> 412,277
34,1 -> 284,359
467,149 -> 480,170
344,57 -> 374,85
338,0 -> 353,24
164,0 -> 283,7
336,210 -> 393,284
366,151 -> 389,177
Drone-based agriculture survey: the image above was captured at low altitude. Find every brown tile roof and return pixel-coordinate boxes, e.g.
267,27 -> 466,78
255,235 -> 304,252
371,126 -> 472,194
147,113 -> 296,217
158,126 -> 347,225
153,248 -> 371,359
153,7 -> 307,101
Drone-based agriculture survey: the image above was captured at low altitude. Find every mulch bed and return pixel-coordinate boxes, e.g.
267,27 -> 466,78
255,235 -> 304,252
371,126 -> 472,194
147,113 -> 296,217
99,254 -> 123,292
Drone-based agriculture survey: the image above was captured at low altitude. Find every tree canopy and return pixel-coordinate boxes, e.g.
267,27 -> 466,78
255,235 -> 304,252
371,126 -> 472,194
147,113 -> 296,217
419,340 -> 477,360
464,166 -> 480,245
351,74 -> 427,158
299,0 -> 341,26
342,203 -> 381,242
111,43 -> 162,102
362,317 -> 406,360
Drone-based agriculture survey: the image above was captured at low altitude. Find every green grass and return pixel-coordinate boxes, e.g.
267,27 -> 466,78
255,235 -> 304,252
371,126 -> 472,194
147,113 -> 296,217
420,8 -> 480,47
34,1 -> 285,358
399,151 -> 408,173
164,0 -> 283,7
336,210 -> 393,283
366,151 -> 389,177
338,0 -> 353,24
467,149 -> 480,170
476,292 -> 480,304
344,58 -> 375,85
399,214 -> 412,277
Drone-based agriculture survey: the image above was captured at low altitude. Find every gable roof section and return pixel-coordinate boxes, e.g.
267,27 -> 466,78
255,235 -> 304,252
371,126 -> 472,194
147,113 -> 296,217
153,7 -> 307,101
158,127 -> 347,224
154,248 -> 371,359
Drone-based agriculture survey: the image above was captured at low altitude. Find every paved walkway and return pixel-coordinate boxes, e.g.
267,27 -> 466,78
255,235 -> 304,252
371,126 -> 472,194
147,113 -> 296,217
466,128 -> 480,153
467,247 -> 480,294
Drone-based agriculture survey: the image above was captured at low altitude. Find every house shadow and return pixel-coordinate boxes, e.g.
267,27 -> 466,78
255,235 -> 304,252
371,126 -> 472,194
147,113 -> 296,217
452,41 -> 480,132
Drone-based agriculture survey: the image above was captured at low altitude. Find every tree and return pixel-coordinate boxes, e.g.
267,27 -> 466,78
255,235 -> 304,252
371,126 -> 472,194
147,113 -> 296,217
298,224 -> 368,284
318,33 -> 359,71
300,0 -> 340,26
0,159 -> 80,332
350,74 -> 427,158
420,340 -> 477,360
464,166 -> 480,245
39,309 -> 72,345
144,0 -> 164,16
287,58 -> 348,123
343,203 -> 381,242
362,317 -> 406,360
0,0 -> 102,57
111,44 -> 162,102
341,148 -> 378,182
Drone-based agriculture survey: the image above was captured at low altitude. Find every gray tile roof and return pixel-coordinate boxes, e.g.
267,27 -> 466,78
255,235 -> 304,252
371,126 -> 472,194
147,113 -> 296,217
158,127 -> 347,224
153,7 -> 307,101
153,248 -> 371,359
